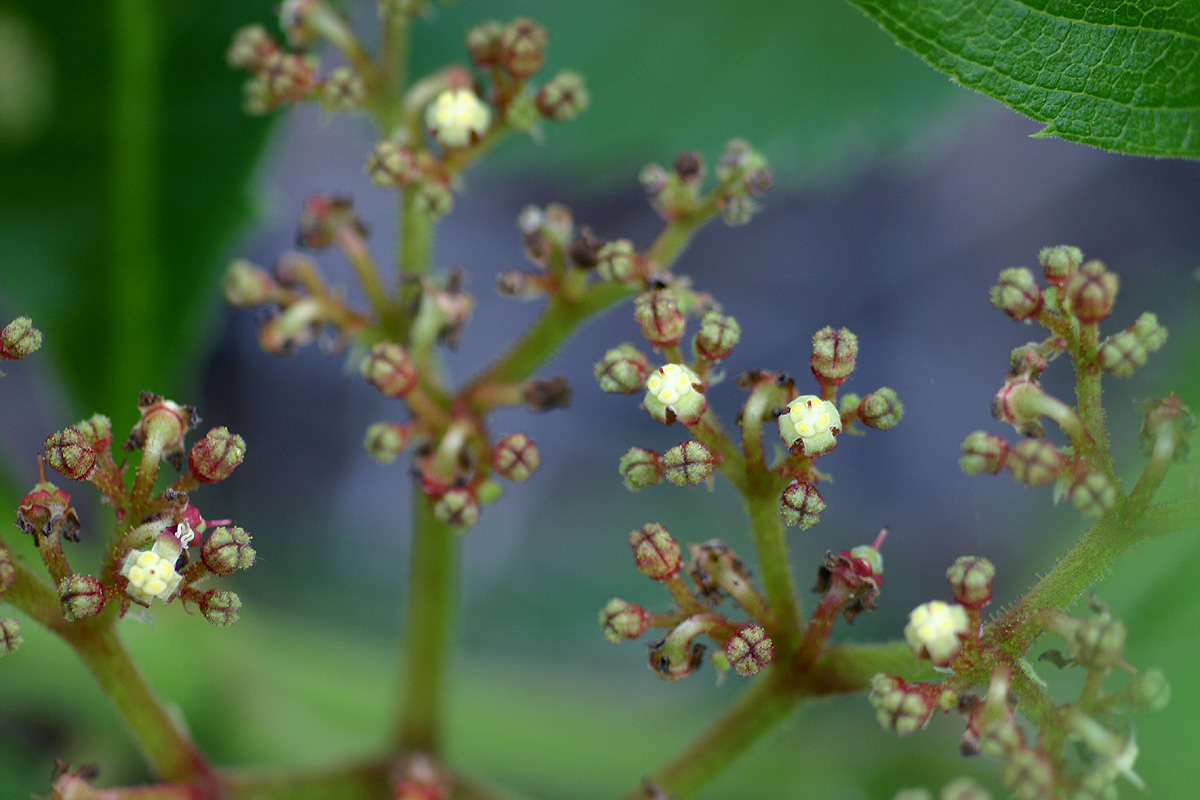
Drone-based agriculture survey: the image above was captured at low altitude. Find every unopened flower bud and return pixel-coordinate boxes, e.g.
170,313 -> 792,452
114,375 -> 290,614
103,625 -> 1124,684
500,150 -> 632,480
1,316 -> 42,360
1073,612 -> 1126,670
945,556 -> 995,608
599,598 -> 648,643
959,431 -> 1009,475
940,777 -> 992,800
673,151 -> 704,182
44,427 -> 98,481
1038,244 -> 1082,285
634,290 -> 685,348
322,65 -> 366,110
245,52 -> 318,113
535,70 -> 588,121
718,193 -> 759,226
810,326 -> 858,385
0,618 -> 21,656
1130,311 -> 1167,350
778,395 -> 841,455
869,674 -> 937,735
1128,667 -> 1170,711
568,226 -> 602,269
1138,393 -> 1195,461
1004,747 -> 1054,800
522,376 -> 571,412
1066,470 -> 1117,518
725,623 -> 773,677
905,600 -> 970,666
594,343 -> 650,393
413,180 -> 453,218
695,311 -> 740,361
989,267 -> 1042,321
365,422 -> 409,463
1099,312 -> 1167,378
222,259 -> 275,306
639,163 -> 669,196
838,392 -> 861,418
425,88 -> 491,148
597,239 -> 638,284
618,447 -> 662,490
279,0 -> 320,48
644,363 -> 706,425
362,342 -> 417,397
779,480 -> 825,530
189,427 -> 245,483
76,414 -> 113,447
227,25 -> 276,70
199,589 -> 242,627
504,93 -> 540,133
466,20 -> 504,67
0,546 -> 13,594
860,387 -> 904,430
1006,439 -> 1065,486
541,203 -> 573,247
629,523 -> 681,581
492,433 -> 540,482
500,18 -> 547,79
58,574 -> 106,621
201,526 -> 256,576
365,140 -> 420,187
1066,260 -> 1118,323
433,488 -> 480,530
662,441 -> 716,486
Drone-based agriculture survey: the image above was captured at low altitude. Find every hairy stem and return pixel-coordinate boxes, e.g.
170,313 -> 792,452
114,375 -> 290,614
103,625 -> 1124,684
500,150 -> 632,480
1071,324 -> 1117,483
744,482 -> 801,652
396,495 -> 458,754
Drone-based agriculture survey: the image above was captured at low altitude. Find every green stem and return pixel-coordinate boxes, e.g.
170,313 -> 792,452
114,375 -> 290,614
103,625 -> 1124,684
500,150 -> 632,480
1135,499 -> 1200,539
1071,324 -> 1117,482
744,482 -> 801,651
221,759 -> 390,800
396,495 -> 458,754
2,552 -> 67,632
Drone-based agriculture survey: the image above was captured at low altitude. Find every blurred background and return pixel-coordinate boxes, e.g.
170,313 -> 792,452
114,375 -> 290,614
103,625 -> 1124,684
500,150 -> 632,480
1,1 -> 1198,798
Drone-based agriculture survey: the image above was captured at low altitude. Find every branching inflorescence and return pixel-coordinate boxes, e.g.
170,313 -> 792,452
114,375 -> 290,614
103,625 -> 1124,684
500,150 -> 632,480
1,2 -> 1195,799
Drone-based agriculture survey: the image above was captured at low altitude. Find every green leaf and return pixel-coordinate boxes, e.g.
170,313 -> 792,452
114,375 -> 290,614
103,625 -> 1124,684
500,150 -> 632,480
850,0 -> 1200,158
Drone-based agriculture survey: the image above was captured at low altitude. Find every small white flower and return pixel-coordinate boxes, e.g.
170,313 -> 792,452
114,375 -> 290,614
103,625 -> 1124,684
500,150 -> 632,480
778,394 -> 841,455
425,89 -> 491,148
119,534 -> 184,605
905,600 -> 970,665
643,363 -> 706,425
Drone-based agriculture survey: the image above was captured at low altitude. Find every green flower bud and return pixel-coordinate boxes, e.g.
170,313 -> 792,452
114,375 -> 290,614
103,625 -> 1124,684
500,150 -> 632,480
989,267 -> 1042,321
838,393 -> 861,418
596,239 -> 638,284
466,20 -> 504,67
860,387 -> 904,430
321,65 -> 366,111
365,140 -> 419,187
364,422 -> 409,464
504,93 -> 540,133
44,426 -> 98,481
476,479 -> 504,505
226,25 -> 276,71
1066,260 -> 1118,323
1138,393 -> 1195,461
639,163 -> 669,196
433,488 -> 480,530
643,363 -> 706,425
618,447 -> 662,490
634,290 -> 685,348
201,526 -> 256,576
1038,244 -> 1082,285
76,414 -> 113,447
1130,311 -> 1167,350
662,441 -> 716,486
959,431 -> 1009,475
725,623 -> 773,677
223,259 -> 276,307
869,673 -> 935,736
779,480 -> 825,530
535,70 -> 589,121
0,617 -> 22,656
499,17 -> 547,78
628,523 -> 680,581
492,433 -> 540,482
939,777 -> 992,800
189,427 -> 246,483
1006,439 -> 1065,486
598,598 -> 647,643
1004,747 -> 1054,800
1073,612 -> 1126,670
594,343 -> 650,394
361,342 -> 417,398
695,311 -> 741,361
0,545 -> 14,594
810,326 -> 858,385
58,574 -> 106,621
1066,470 -> 1117,518
1,316 -> 42,360
945,556 -> 995,608
719,193 -> 759,226
1098,330 -> 1146,378
1128,667 -> 1170,711
413,180 -> 453,218
199,589 -> 241,627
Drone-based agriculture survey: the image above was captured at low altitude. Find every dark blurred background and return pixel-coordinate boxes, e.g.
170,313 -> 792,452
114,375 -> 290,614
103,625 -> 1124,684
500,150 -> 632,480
1,1 -> 1197,798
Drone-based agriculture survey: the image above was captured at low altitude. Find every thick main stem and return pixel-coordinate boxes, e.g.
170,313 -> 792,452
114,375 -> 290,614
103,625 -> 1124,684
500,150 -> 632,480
396,495 -> 457,754
744,482 -> 801,651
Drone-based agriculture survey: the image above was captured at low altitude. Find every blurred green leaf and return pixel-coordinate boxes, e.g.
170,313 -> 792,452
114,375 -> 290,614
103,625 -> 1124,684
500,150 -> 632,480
412,0 -> 974,185
0,1 -> 274,428
850,0 -> 1200,158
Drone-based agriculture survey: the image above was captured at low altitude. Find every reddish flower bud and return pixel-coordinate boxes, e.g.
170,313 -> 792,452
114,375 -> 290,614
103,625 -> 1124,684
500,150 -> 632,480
618,447 -> 662,490
695,311 -> 741,361
594,343 -> 650,394
189,427 -> 246,483
44,427 -> 98,481
499,18 -> 547,78
959,431 -> 1009,475
662,441 -> 716,486
779,480 -> 825,530
227,25 -> 277,71
859,387 -> 904,430
1065,470 -> 1117,518
296,193 -> 365,250
535,70 -> 589,121
810,326 -> 858,385
1005,439 -> 1065,486
365,140 -> 422,187
433,488 -> 480,530
1,316 -> 42,360
868,674 -> 941,735
1066,260 -> 1118,323
492,433 -> 540,482
673,151 -> 704,183
466,20 -> 504,67
198,589 -> 242,627
1038,244 -> 1082,285
989,267 -> 1042,321
725,623 -> 773,677
0,618 -> 21,656
201,527 -> 256,576
945,556 -> 995,609
16,480 -> 81,542
364,422 -> 410,463
629,523 -> 681,581
58,574 -> 106,622
599,598 -> 648,644
634,291 -> 685,348
362,342 -> 417,397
